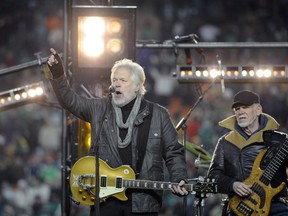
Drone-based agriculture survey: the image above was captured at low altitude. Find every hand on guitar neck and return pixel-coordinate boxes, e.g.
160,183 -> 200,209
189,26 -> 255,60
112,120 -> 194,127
171,180 -> 189,196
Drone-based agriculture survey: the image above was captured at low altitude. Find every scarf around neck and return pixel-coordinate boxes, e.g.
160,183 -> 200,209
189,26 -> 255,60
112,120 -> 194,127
112,94 -> 142,148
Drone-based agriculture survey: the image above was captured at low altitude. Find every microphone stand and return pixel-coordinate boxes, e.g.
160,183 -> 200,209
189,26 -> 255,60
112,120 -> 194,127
93,92 -> 113,216
186,177 -> 211,216
193,187 -> 206,216
175,79 -> 217,216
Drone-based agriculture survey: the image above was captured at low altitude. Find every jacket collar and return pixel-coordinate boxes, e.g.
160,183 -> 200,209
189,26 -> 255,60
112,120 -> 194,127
219,113 -> 279,149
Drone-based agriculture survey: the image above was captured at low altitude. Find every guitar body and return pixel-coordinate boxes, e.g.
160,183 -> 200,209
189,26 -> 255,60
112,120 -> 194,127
229,150 -> 285,216
70,156 -> 217,206
70,156 -> 135,206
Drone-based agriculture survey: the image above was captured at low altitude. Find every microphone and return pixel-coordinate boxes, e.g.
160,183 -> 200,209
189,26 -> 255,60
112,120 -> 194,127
108,85 -> 116,94
171,33 -> 199,43
164,34 -> 204,56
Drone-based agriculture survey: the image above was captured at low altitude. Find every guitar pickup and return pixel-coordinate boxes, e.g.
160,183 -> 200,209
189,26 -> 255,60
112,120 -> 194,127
100,176 -> 107,187
116,177 -> 123,188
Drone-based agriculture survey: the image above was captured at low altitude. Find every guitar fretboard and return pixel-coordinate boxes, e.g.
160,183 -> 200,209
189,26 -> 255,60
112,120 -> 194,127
122,179 -> 193,191
261,138 -> 288,184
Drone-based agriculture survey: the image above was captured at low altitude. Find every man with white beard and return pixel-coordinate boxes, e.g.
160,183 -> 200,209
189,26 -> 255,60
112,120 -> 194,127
47,48 -> 188,216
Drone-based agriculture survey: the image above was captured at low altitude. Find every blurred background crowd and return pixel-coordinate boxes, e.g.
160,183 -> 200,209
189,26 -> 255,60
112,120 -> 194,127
0,0 -> 288,215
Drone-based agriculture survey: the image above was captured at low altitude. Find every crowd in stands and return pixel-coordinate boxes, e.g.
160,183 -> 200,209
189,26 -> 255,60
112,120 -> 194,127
0,0 -> 288,215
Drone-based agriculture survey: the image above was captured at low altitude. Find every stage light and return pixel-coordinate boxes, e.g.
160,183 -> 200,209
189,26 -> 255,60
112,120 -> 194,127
107,19 -> 123,34
176,65 -> 288,83
0,82 -> 46,112
107,39 -> 124,54
72,6 -> 136,82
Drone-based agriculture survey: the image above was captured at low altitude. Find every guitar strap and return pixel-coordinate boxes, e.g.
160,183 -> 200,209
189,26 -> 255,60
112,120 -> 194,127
136,101 -> 154,177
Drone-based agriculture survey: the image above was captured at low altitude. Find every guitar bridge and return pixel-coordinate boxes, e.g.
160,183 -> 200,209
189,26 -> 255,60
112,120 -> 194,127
78,174 -> 96,195
237,201 -> 253,216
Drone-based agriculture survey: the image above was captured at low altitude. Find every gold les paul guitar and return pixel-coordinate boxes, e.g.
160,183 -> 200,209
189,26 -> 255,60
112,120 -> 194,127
70,156 -> 217,206
229,138 -> 288,216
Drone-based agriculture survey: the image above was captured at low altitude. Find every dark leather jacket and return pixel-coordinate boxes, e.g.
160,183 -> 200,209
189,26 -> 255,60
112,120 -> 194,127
208,113 -> 288,198
50,75 -> 188,213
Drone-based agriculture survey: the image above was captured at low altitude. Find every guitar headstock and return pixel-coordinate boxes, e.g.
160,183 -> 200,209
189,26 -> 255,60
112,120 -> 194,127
190,177 -> 218,197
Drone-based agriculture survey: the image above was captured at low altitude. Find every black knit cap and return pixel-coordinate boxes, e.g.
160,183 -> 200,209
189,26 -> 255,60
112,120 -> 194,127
232,90 -> 260,109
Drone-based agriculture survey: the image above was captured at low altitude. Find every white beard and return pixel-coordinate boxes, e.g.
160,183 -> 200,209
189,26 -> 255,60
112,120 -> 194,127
238,114 -> 258,128
113,90 -> 137,107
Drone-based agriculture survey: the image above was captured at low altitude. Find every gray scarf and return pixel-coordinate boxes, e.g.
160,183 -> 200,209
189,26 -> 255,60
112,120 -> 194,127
112,95 -> 142,148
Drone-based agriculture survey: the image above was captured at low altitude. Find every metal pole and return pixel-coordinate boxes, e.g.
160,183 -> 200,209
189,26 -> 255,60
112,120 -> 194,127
136,42 -> 288,49
0,57 -> 48,77
61,0 -> 72,215
1,42 -> 288,77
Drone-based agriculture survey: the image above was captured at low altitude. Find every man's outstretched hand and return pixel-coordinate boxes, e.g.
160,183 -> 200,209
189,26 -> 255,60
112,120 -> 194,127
47,48 -> 64,79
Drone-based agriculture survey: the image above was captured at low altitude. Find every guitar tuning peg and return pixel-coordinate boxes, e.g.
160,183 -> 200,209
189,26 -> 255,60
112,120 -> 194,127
198,176 -> 205,182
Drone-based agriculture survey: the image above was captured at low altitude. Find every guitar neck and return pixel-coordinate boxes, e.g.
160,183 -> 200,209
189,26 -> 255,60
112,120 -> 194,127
262,139 -> 288,183
123,179 -> 193,191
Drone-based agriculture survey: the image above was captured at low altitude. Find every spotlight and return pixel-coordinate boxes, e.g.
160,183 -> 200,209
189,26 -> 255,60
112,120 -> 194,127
0,82 -> 46,111
176,65 -> 288,83
72,6 -> 136,82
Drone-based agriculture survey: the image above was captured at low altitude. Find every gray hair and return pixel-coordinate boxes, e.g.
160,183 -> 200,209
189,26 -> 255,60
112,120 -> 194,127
111,59 -> 147,95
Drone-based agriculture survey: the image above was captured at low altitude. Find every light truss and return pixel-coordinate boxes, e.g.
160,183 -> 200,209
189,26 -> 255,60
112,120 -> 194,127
0,81 -> 46,111
176,65 -> 288,83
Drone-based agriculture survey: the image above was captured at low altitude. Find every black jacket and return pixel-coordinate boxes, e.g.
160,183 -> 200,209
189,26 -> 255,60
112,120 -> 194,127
208,113 -> 288,198
50,75 -> 188,213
